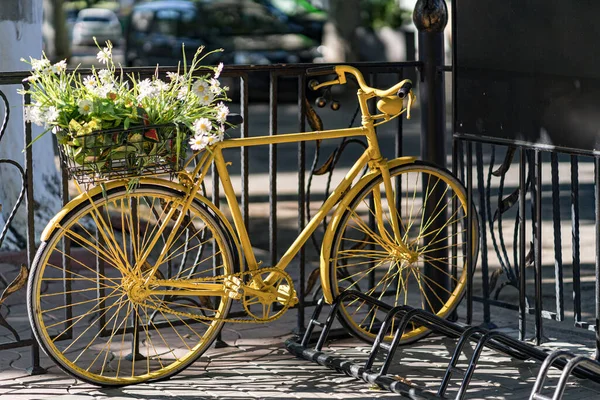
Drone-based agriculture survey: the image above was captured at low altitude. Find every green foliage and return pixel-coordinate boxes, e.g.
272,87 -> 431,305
19,40 -> 230,180
361,0 -> 410,30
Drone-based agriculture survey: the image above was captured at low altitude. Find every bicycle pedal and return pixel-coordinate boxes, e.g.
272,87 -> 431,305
223,276 -> 243,300
277,284 -> 298,307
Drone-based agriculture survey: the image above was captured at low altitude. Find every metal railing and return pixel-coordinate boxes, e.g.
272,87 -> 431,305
454,135 -> 600,353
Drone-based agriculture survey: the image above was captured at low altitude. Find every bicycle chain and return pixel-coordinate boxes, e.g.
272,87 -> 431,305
141,267 -> 297,324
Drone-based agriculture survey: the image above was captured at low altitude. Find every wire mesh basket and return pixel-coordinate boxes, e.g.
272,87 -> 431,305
57,123 -> 189,185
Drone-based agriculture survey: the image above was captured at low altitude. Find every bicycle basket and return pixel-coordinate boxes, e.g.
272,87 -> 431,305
57,123 -> 189,185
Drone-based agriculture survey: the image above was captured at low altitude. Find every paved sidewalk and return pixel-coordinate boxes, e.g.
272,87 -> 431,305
2,298 -> 600,400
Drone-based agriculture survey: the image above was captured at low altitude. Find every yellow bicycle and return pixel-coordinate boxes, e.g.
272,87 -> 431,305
27,65 -> 479,386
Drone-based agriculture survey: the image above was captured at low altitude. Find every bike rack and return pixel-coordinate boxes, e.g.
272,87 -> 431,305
529,350 -> 600,400
285,290 -> 600,399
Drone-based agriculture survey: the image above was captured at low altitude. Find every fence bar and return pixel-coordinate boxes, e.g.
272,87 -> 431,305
596,157 -> 600,359
297,75 -> 306,333
475,143 -> 490,323
466,141 -> 473,324
519,148 -> 527,341
269,72 -> 278,267
550,152 -> 564,321
415,0 -> 449,312
571,155 -> 582,323
451,138 -> 459,322
24,91 -> 43,374
533,150 -> 543,345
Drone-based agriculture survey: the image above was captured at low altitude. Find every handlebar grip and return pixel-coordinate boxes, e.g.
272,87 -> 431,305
397,82 -> 412,99
306,66 -> 337,77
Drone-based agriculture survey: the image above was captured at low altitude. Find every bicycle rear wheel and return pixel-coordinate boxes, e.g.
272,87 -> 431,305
324,162 -> 479,344
27,183 -> 237,386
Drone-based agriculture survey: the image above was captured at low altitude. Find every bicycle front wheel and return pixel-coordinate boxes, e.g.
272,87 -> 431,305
27,183 -> 237,386
324,162 -> 479,344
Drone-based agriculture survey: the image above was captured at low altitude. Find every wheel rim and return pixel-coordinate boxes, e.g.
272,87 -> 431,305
330,166 -> 475,343
30,187 -> 233,385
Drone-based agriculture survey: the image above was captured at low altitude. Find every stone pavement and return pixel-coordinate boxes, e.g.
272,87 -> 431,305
2,291 -> 600,400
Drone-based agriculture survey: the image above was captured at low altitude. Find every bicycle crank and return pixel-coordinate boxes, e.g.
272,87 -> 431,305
224,267 -> 298,322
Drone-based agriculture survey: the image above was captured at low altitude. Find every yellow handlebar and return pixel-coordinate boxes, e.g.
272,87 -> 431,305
309,65 -> 413,99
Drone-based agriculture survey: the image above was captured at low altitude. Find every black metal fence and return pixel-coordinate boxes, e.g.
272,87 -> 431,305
454,136 -> 600,354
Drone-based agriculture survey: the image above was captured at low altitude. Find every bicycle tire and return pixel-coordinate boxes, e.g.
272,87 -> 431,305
323,161 -> 480,344
27,182 -> 237,386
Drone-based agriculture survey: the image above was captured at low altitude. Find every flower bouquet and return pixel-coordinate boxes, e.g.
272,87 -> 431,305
20,41 -> 230,184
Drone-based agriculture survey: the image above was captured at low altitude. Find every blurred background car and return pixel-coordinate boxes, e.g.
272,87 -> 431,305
256,0 -> 327,42
72,8 -> 122,47
124,0 -> 322,67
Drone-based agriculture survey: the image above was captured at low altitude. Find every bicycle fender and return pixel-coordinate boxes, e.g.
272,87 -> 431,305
40,178 -> 242,266
319,156 -> 416,304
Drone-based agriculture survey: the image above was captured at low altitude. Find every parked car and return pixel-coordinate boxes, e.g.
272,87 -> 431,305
72,8 -> 122,47
256,0 -> 327,42
124,0 -> 321,67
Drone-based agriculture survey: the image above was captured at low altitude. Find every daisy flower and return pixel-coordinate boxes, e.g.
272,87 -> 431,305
192,80 -> 210,98
153,79 -> 169,92
137,78 -> 159,101
96,47 -> 112,64
78,99 -> 93,115
216,102 -> 229,123
51,60 -> 67,74
24,105 -> 45,126
210,78 -> 221,93
189,134 -> 209,151
31,58 -> 50,71
98,69 -> 112,83
177,86 -> 189,100
198,91 -> 214,106
214,62 -> 224,79
193,118 -> 212,135
83,75 -> 97,89
45,106 -> 59,123
167,72 -> 182,83
207,132 -> 224,145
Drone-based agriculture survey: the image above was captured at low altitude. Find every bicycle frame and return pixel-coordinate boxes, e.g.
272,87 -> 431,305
141,124 -> 415,292
140,69 -> 417,291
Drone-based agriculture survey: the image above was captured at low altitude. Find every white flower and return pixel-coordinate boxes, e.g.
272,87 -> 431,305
138,78 -> 152,93
31,58 -> 50,71
198,91 -> 214,106
153,79 -> 169,92
78,99 -> 93,115
96,47 -> 111,64
51,60 -> 67,74
189,134 -> 209,151
137,78 -> 159,101
193,118 -> 212,135
177,86 -> 189,100
45,106 -> 59,123
23,74 -> 39,83
216,102 -> 229,123
214,62 -> 224,79
167,72 -> 183,83
207,132 -> 224,145
24,105 -> 44,126
97,82 -> 116,98
98,69 -> 112,83
192,80 -> 210,98
210,78 -> 221,93
83,75 -> 97,89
